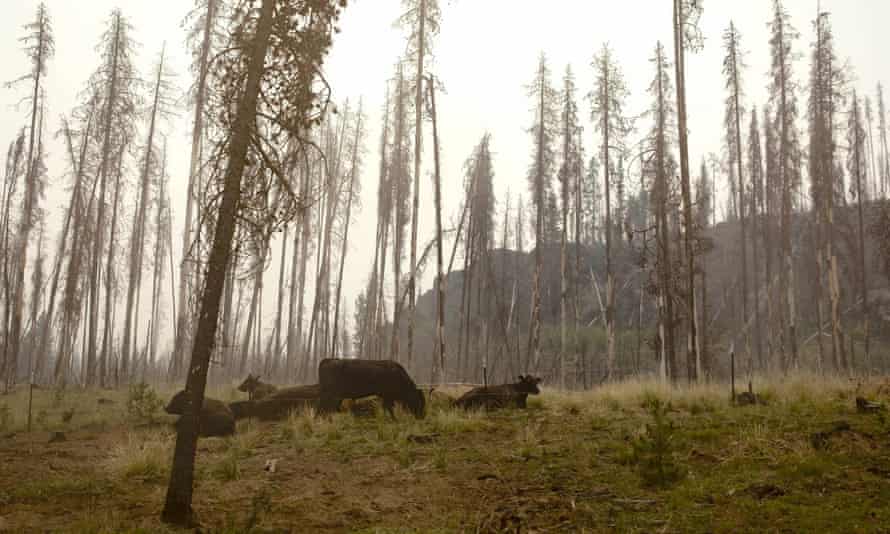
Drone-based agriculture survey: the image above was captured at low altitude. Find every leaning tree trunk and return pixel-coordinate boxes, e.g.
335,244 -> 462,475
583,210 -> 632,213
161,0 -> 273,524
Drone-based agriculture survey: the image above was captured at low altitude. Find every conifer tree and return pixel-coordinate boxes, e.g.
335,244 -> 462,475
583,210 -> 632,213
643,41 -> 678,381
525,53 -> 557,373
590,43 -> 631,380
558,65 -> 582,388
768,0 -> 802,369
723,21 -> 750,373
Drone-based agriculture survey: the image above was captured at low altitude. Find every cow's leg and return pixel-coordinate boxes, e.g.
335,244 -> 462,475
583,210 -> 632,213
318,395 -> 339,417
382,397 -> 396,419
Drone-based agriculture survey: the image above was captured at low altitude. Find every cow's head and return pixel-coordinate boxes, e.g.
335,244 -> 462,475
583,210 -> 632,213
408,388 -> 426,419
515,375 -> 542,394
237,374 -> 261,393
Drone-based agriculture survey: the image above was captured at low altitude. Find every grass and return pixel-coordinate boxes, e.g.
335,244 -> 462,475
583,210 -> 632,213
104,430 -> 175,482
1,373 -> 889,532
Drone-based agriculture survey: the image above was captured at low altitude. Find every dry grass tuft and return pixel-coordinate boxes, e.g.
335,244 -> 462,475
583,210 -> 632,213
104,430 -> 174,482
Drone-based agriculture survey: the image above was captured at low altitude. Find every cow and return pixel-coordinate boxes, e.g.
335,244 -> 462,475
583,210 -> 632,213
237,374 -> 278,400
318,358 -> 425,419
230,384 -> 321,420
165,390 -> 236,437
454,375 -> 542,411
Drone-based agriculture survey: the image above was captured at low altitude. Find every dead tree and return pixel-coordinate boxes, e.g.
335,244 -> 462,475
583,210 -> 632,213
590,44 -> 630,380
173,0 -> 221,380
4,2 -> 53,389
723,21 -> 750,376
332,102 -> 366,359
84,9 -> 139,386
674,0 -> 704,382
121,45 -> 174,381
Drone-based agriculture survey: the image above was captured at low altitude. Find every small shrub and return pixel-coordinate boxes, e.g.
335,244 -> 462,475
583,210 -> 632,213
126,382 -> 163,422
629,397 -> 684,488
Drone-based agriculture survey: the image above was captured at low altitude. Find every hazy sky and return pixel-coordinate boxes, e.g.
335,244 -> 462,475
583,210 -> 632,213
1,1 -> 888,349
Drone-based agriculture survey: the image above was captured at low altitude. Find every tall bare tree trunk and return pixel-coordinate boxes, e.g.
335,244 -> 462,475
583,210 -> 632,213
99,145 -> 126,387
407,0 -> 427,369
727,24 -> 749,376
174,0 -> 218,381
853,97 -> 870,368
86,16 -> 122,386
7,10 -> 48,389
674,0 -> 698,382
332,104 -> 364,359
428,77 -> 446,382
41,117 -> 90,384
121,46 -> 166,381
528,62 -> 545,376
148,142 -> 168,377
270,224 -> 288,374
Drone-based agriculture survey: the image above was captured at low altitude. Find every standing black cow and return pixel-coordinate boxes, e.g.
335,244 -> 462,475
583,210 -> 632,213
165,390 -> 236,437
454,375 -> 542,410
318,358 -> 425,419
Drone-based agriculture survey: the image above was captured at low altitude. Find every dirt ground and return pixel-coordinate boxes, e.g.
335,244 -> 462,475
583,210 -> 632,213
1,378 -> 890,533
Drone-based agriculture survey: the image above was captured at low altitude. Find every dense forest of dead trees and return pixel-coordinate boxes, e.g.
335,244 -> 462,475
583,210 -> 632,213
2,0 -> 890,404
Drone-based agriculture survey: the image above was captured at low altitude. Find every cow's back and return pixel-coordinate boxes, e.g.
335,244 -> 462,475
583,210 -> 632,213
319,358 -> 414,399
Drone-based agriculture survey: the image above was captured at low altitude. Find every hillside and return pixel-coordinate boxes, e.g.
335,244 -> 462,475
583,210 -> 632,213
409,204 -> 890,382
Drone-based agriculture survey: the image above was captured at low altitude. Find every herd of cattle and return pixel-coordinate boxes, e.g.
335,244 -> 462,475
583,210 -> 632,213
163,358 -> 543,437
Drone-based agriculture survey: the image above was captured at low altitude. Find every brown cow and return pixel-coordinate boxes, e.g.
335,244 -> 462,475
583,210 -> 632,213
230,384 -> 321,420
165,390 -> 235,437
237,374 -> 277,400
454,375 -> 542,410
318,358 -> 425,419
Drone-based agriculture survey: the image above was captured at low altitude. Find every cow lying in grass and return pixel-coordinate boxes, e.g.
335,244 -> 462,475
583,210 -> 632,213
318,358 -> 425,419
454,375 -> 542,411
229,384 -> 321,420
237,374 -> 278,400
165,390 -> 235,437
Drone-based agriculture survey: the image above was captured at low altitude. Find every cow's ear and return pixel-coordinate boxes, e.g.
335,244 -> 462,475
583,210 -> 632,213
534,377 -> 542,384
517,375 -> 524,382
